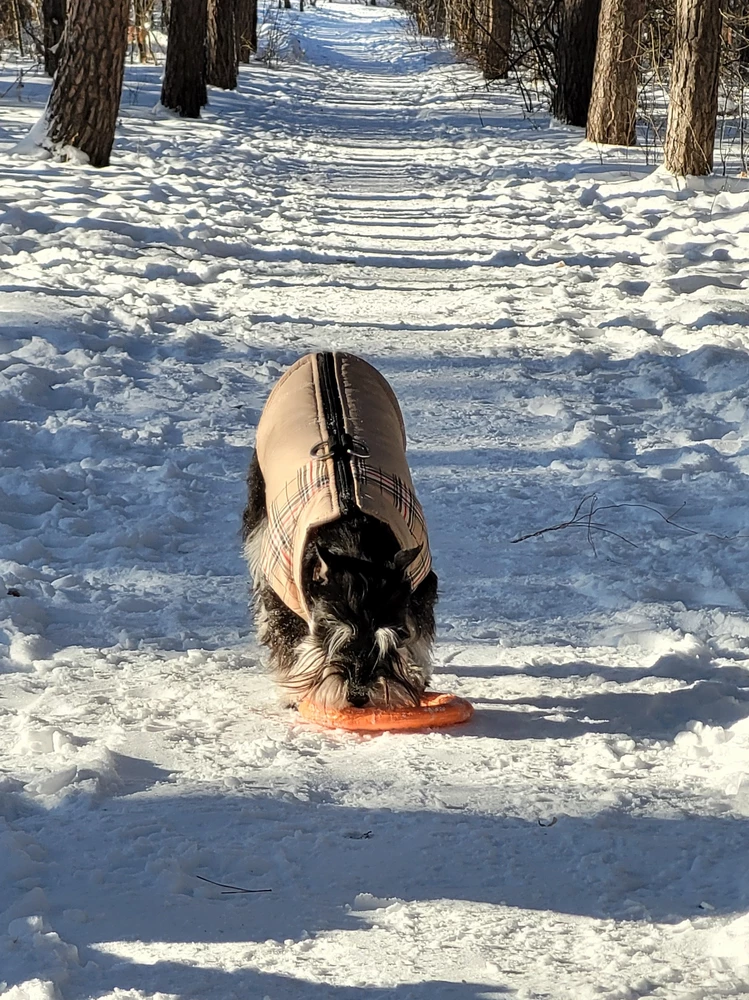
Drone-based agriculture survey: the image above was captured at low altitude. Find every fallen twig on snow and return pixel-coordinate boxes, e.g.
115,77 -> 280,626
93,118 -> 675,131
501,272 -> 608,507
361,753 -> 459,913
195,874 -> 272,894
511,494 -> 703,555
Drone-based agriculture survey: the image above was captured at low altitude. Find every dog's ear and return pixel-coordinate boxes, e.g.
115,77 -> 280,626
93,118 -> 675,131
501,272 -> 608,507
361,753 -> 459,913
313,542 -> 333,584
393,544 -> 422,574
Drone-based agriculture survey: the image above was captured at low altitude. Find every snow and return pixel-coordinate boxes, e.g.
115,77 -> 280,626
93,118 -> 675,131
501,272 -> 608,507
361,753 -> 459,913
2,2 -> 749,997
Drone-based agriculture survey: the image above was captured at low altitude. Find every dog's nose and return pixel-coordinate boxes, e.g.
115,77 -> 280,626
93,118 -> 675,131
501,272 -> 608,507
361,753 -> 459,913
348,691 -> 369,708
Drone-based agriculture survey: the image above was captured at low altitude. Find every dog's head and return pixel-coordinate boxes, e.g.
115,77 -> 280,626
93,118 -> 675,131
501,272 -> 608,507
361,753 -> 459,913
296,543 -> 424,710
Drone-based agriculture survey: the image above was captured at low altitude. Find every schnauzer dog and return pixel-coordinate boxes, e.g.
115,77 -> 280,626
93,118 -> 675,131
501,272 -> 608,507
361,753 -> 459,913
242,351 -> 438,710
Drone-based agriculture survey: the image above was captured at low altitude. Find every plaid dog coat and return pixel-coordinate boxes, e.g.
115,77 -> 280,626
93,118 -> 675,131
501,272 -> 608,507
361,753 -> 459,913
255,352 -> 432,622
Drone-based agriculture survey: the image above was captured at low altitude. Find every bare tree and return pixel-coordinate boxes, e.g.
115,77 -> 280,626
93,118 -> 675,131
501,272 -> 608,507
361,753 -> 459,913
0,0 -> 44,56
133,0 -> 155,63
484,0 -> 512,79
207,0 -> 238,88
42,0 -> 66,76
551,0 -> 602,126
161,0 -> 208,117
663,0 -> 722,175
411,0 -> 444,35
587,0 -> 645,145
44,0 -> 129,167
237,0 -> 257,61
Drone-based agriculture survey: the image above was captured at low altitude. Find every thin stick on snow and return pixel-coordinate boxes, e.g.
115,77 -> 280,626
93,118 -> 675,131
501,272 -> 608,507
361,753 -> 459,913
510,494 -> 702,553
195,874 -> 272,894
512,493 -> 636,550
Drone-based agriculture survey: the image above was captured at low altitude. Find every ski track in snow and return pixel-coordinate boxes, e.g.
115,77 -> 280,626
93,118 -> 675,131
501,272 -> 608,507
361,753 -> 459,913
2,4 -> 749,998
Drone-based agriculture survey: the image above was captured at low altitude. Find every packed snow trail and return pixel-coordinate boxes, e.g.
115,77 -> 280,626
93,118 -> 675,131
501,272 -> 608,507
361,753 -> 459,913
2,4 -> 749,999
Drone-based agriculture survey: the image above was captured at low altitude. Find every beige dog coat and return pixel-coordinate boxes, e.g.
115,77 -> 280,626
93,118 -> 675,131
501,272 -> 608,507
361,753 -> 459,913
254,352 -> 432,622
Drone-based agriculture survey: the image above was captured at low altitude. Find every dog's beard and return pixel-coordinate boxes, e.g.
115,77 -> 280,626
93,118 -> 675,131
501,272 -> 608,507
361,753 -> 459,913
278,626 -> 425,710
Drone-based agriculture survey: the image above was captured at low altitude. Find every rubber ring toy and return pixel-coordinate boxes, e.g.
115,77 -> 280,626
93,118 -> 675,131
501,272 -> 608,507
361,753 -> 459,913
297,691 -> 473,732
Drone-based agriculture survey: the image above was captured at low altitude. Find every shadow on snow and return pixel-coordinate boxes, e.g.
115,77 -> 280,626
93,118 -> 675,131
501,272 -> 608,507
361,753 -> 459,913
4,787 -> 749,997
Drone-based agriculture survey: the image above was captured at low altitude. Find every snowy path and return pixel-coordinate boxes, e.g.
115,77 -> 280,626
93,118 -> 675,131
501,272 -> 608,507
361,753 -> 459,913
2,4 -> 749,998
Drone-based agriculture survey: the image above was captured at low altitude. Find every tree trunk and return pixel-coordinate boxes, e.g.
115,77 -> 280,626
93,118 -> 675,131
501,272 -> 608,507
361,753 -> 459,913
415,0 -> 430,35
161,0 -> 208,117
237,0 -> 257,60
207,0 -> 238,89
483,0 -> 511,79
552,0 -> 602,126
5,0 -> 25,57
45,0 -> 128,167
42,0 -> 66,76
133,0 -> 155,63
663,0 -> 722,175
431,0 -> 446,36
586,0 -> 644,145
456,0 -> 480,58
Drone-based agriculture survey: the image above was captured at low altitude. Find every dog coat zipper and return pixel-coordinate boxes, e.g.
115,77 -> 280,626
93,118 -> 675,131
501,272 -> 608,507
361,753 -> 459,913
315,351 -> 356,515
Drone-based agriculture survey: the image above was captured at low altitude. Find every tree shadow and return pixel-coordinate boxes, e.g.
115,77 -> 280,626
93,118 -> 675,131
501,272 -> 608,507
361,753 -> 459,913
438,636 -> 749,741
465,678 -> 749,741
445,650 -> 749,688
2,789 -> 746,1000
74,965 -> 509,1000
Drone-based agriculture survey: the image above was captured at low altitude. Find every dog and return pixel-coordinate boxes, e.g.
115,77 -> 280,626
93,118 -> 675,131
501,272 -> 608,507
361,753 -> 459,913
242,351 -> 438,710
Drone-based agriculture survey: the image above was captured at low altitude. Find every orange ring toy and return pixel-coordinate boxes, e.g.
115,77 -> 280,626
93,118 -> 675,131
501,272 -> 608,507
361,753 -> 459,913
297,691 -> 473,732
